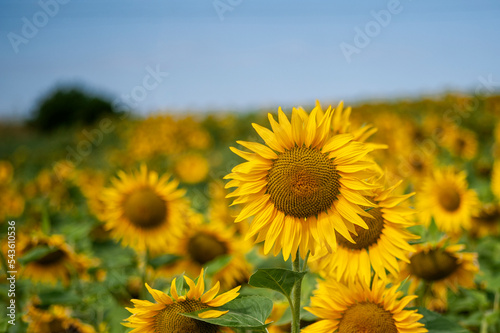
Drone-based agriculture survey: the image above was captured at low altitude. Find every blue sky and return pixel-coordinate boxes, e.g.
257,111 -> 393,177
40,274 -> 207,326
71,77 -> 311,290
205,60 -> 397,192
1,0 -> 500,119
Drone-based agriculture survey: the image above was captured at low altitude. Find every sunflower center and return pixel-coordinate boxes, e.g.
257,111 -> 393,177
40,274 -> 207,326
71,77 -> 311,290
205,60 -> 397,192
473,205 -> 500,226
409,249 -> 459,281
48,319 -> 81,333
267,146 -> 340,219
123,188 -> 167,228
337,205 -> 383,250
338,302 -> 397,333
437,186 -> 461,212
187,232 -> 228,265
154,299 -> 218,333
36,249 -> 66,266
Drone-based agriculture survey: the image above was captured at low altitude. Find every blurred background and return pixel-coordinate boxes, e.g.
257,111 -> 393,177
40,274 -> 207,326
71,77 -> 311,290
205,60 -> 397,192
1,0 -> 500,120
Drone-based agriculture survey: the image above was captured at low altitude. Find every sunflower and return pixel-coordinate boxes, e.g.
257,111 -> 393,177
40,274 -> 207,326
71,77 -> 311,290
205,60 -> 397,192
0,160 -> 13,185
400,239 -> 479,311
310,179 -> 419,285
303,278 -> 427,333
225,104 -> 380,261
155,215 -> 251,291
123,268 -> 240,333
417,167 -> 479,235
441,125 -> 478,160
24,303 -> 96,333
101,164 -> 188,255
18,233 -> 95,286
470,202 -> 500,238
73,169 -> 108,220
0,185 -> 25,221
207,181 -> 249,237
316,100 -> 387,151
174,153 -> 210,184
492,160 -> 500,200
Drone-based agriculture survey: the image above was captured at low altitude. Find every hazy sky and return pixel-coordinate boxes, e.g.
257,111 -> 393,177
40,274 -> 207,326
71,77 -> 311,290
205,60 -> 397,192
1,0 -> 500,119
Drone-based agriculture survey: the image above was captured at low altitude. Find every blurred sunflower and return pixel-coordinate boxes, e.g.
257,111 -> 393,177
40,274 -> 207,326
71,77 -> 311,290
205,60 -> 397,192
24,303 -> 96,333
101,165 -> 188,254
34,168 -> 72,209
207,181 -> 245,231
303,278 -> 427,333
441,125 -> 478,160
73,169 -> 107,220
492,160 -> 500,200
18,233 -> 95,286
156,216 -> 251,291
225,104 -> 379,261
123,268 -> 240,333
470,203 -> 500,238
0,160 -> 13,184
400,239 -> 479,311
174,153 -> 210,184
0,185 -> 25,221
310,180 -> 419,284
417,167 -> 478,235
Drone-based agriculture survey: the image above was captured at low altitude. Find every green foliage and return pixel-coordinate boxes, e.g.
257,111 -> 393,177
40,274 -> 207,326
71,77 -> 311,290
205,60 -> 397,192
29,87 -> 119,132
182,296 -> 273,331
249,268 -> 306,301
417,307 -> 471,333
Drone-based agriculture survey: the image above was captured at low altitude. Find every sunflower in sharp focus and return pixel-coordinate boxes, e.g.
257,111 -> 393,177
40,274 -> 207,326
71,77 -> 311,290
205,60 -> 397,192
101,165 -> 188,255
156,216 -> 251,291
225,104 -> 380,261
470,202 -> 500,238
24,303 -> 96,333
303,278 -> 427,333
310,179 -> 419,285
18,233 -> 95,286
417,167 -> 478,235
123,269 -> 239,333
400,239 -> 479,311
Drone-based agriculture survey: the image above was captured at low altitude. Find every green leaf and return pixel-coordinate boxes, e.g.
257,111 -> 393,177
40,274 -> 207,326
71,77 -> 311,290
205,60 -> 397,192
248,268 -> 306,299
41,205 -> 51,234
174,274 -> 187,296
417,307 -> 470,333
205,254 -> 233,276
182,296 -> 273,330
39,288 -> 80,306
147,254 -> 181,269
18,246 -> 55,265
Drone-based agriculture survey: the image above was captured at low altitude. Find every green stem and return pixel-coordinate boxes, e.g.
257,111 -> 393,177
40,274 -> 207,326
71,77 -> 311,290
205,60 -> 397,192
291,251 -> 302,333
494,291 -> 499,312
140,250 -> 149,299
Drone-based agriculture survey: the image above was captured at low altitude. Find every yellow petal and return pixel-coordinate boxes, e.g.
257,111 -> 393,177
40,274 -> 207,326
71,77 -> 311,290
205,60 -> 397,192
198,309 -> 229,318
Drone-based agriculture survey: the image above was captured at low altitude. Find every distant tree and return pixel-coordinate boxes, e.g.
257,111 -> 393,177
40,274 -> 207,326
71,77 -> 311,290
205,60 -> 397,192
30,87 -> 119,132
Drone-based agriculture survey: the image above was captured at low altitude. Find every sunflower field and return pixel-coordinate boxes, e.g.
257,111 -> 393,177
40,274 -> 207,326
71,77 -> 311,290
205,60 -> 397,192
1,93 -> 500,333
